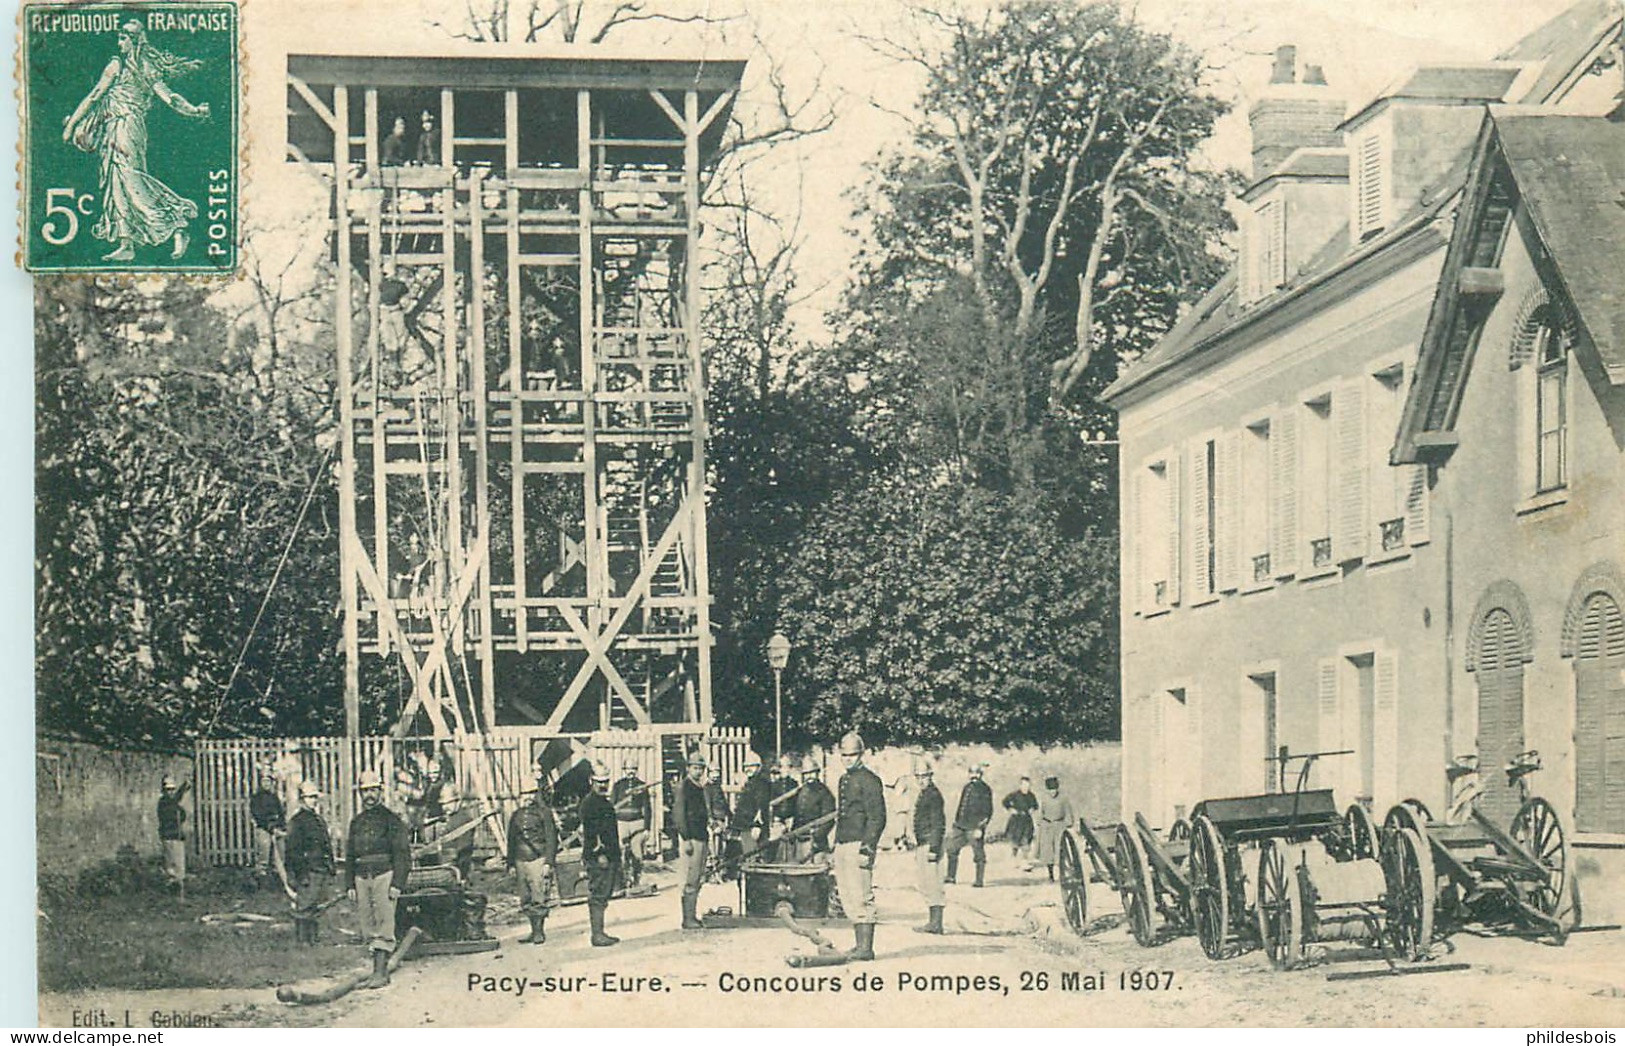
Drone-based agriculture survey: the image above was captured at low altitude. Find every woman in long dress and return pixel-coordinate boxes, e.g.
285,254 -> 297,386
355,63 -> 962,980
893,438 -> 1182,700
1001,777 -> 1037,865
62,21 -> 210,261
1033,776 -> 1074,882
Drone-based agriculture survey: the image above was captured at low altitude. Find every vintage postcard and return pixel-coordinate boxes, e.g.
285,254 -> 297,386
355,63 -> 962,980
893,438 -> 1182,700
23,0 -> 1625,1030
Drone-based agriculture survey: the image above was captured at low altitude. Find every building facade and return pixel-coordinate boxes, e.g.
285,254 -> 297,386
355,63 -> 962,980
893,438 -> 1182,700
1102,1 -> 1622,852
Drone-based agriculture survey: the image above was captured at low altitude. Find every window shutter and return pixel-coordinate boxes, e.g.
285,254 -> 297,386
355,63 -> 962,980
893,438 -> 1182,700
1269,199 -> 1287,288
1517,368 -> 1538,501
1239,209 -> 1256,303
1190,440 -> 1210,599
1334,378 -> 1368,562
1356,133 -> 1385,239
1404,464 -> 1430,546
1125,469 -> 1139,616
1316,658 -> 1341,792
1217,431 -> 1241,592
1166,449 -> 1182,606
1372,651 -> 1399,813
1271,410 -> 1299,576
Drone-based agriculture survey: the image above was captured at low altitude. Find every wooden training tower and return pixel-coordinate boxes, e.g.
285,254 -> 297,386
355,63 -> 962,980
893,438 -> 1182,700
286,51 -> 744,754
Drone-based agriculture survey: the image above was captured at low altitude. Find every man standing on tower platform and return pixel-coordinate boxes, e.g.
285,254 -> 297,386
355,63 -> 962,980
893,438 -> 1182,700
944,764 -> 993,887
833,732 -> 885,961
344,769 -> 411,989
911,758 -> 946,935
672,749 -> 710,930
580,762 -> 622,947
507,757 -> 559,946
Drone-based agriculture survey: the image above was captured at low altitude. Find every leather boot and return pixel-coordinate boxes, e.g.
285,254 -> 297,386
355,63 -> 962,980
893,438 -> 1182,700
364,948 -> 390,988
944,854 -> 958,884
589,903 -> 619,947
848,922 -> 876,961
913,906 -> 944,935
973,863 -> 985,888
681,893 -> 704,930
521,912 -> 545,944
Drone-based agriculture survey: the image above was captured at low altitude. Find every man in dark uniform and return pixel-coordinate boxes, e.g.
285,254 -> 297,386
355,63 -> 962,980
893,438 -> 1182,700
344,769 -> 412,988
672,749 -> 711,930
705,765 -> 731,855
507,757 -> 559,945
833,732 -> 886,961
249,766 -> 290,894
611,763 -> 651,885
944,764 -> 993,887
580,762 -> 621,947
770,756 -> 801,840
157,774 -> 190,895
286,780 -> 335,945
728,753 -> 771,853
793,760 -> 836,855
911,758 -> 947,934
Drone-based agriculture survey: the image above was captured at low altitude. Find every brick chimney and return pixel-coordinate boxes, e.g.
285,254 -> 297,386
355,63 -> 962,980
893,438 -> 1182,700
1249,46 -> 1347,183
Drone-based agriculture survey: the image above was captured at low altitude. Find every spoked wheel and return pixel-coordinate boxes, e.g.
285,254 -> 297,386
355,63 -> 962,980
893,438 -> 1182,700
1187,815 -> 1231,960
1344,803 -> 1380,861
1509,797 -> 1580,939
1383,800 -> 1428,837
1168,818 -> 1191,843
1255,838 -> 1303,970
1057,830 -> 1088,934
1381,826 -> 1435,961
1115,822 -> 1157,947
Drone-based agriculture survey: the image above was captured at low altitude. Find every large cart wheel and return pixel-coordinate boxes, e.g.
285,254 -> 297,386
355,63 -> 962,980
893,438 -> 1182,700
1057,829 -> 1088,934
1255,838 -> 1303,970
1168,818 -> 1191,843
1383,800 -> 1428,837
1508,797 -> 1579,937
1187,814 -> 1231,960
1115,821 -> 1157,947
1380,826 -> 1435,961
1343,803 -> 1380,861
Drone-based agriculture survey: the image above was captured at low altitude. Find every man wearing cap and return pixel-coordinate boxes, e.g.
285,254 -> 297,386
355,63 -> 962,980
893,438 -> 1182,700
705,765 -> 731,853
672,750 -> 711,929
729,753 -> 771,853
911,759 -> 947,934
286,781 -> 335,945
156,774 -> 190,894
580,762 -> 622,947
833,732 -> 886,961
507,759 -> 560,945
944,764 -> 993,887
612,763 -> 652,885
770,755 -> 801,841
249,765 -> 290,895
793,760 -> 836,856
1034,775 -> 1075,882
345,770 -> 411,988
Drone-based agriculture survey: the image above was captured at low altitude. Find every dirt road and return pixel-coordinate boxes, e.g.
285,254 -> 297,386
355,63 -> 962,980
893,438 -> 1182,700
41,846 -> 1625,1028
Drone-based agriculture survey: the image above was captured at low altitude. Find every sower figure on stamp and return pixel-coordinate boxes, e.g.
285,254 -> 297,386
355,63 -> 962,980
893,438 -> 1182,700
156,774 -> 190,896
507,757 -> 559,946
673,749 -> 711,930
944,764 -> 992,887
1034,776 -> 1074,882
61,21 -> 209,262
580,762 -> 622,947
1002,777 -> 1037,867
833,732 -> 886,961
344,769 -> 411,989
286,781 -> 335,946
911,757 -> 947,935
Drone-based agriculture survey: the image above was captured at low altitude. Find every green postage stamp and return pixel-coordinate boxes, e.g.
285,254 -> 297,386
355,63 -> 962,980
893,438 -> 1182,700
20,2 -> 239,273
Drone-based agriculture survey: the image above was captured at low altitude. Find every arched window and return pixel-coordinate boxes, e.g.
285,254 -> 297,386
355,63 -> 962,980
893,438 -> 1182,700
1532,306 -> 1569,493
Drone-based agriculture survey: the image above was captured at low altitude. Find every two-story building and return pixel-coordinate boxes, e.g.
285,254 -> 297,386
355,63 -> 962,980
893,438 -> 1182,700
1100,0 -> 1621,908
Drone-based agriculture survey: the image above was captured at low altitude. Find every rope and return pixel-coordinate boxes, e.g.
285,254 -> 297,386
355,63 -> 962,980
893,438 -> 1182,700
203,441 -> 336,738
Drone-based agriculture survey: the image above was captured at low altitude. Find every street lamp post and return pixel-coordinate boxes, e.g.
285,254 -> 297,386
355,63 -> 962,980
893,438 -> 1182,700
766,632 -> 791,761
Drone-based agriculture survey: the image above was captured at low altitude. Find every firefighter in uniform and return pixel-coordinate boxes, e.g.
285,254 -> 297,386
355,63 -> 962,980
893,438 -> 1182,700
612,763 -> 652,885
157,774 -> 190,894
286,780 -> 335,945
770,755 -> 801,840
580,762 -> 622,947
729,753 -> 771,853
344,769 -> 411,988
507,757 -> 560,945
705,765 -> 731,855
672,749 -> 711,929
793,760 -> 836,855
944,764 -> 993,887
833,731 -> 886,961
911,758 -> 947,934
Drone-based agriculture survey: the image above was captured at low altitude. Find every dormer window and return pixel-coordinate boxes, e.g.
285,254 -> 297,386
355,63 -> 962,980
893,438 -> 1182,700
1244,197 -> 1287,302
1354,130 -> 1388,241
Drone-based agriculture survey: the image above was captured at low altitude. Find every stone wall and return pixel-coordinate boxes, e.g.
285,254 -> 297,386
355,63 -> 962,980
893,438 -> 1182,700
36,738 -> 194,879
